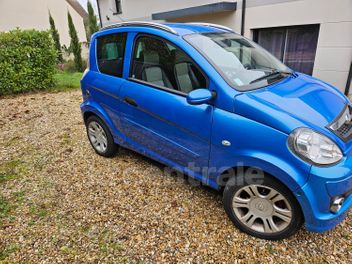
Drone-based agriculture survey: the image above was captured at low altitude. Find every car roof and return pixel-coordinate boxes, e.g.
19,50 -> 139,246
98,21 -> 233,37
162,22 -> 230,35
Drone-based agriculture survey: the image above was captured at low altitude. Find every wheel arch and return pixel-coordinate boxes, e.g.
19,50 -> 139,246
218,165 -> 299,193
80,101 -> 123,143
83,111 -> 96,124
211,153 -> 309,194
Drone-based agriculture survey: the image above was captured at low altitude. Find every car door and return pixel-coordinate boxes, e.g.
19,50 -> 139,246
89,32 -> 127,132
119,34 -> 213,177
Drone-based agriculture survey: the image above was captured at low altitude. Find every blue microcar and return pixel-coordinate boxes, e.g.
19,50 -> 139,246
80,22 -> 352,240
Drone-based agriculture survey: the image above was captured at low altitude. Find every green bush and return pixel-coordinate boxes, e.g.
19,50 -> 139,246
0,29 -> 57,95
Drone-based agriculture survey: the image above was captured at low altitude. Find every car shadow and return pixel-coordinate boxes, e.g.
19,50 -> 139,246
116,145 -> 223,199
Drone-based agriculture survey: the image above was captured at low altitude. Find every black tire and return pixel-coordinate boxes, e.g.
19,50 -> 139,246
223,173 -> 303,240
86,115 -> 118,157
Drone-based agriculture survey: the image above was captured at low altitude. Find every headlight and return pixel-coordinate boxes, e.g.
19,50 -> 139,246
288,128 -> 343,165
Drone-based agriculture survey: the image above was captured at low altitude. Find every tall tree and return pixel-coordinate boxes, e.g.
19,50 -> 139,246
87,0 -> 99,42
49,13 -> 63,63
67,11 -> 83,72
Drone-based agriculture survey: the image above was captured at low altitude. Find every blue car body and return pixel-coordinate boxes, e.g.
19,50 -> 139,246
80,23 -> 352,233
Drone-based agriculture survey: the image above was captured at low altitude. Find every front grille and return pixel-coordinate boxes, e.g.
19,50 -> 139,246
337,123 -> 352,137
327,104 -> 352,142
336,122 -> 352,140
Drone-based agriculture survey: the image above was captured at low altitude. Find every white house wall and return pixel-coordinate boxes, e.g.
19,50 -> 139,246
0,0 -> 87,46
98,0 -> 225,24
243,0 -> 352,92
98,0 -> 352,92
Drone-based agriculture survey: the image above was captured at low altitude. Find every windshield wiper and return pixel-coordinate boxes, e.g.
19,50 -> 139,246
250,70 -> 292,84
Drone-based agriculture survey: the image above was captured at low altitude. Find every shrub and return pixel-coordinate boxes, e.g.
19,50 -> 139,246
68,11 -> 83,72
49,13 -> 63,63
86,0 -> 99,42
62,59 -> 87,73
0,29 -> 57,95
63,60 -> 76,73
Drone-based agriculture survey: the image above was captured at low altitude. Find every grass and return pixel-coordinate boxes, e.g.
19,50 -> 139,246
0,159 -> 26,184
0,194 -> 18,229
0,195 -> 12,219
52,71 -> 82,92
29,204 -> 49,219
0,243 -> 19,261
0,160 -> 27,228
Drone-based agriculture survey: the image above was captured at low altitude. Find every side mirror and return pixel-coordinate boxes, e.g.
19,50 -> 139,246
186,89 -> 214,105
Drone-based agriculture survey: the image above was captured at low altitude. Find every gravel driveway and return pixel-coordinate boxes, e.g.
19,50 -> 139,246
0,90 -> 351,263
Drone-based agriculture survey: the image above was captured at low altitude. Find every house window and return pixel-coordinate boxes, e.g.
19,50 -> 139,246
112,0 -> 122,14
253,25 -> 320,75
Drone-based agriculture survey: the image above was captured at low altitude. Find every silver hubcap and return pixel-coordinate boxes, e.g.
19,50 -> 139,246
88,121 -> 108,153
232,185 -> 292,234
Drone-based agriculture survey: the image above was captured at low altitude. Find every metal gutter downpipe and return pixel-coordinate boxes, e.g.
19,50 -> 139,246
96,0 -> 103,28
344,61 -> 352,96
241,0 -> 246,36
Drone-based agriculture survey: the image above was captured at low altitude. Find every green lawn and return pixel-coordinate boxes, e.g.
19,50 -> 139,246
53,71 -> 82,92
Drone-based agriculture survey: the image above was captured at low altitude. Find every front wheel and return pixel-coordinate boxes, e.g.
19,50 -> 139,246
223,174 -> 303,240
86,115 -> 118,157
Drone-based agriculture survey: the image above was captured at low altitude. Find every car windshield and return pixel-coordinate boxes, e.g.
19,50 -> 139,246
184,32 -> 292,91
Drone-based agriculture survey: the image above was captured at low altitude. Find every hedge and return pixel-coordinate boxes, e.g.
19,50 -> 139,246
0,29 -> 57,95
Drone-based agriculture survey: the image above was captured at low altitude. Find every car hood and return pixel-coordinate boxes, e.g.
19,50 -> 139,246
235,73 -> 349,136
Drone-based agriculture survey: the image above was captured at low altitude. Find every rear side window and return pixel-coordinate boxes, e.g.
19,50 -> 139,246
97,33 -> 127,77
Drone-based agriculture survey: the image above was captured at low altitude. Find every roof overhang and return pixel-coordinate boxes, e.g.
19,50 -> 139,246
66,0 -> 88,19
152,1 -> 237,20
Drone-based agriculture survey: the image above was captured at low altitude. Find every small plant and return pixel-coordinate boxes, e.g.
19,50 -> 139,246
29,204 -> 48,219
49,13 -> 63,63
266,243 -> 276,254
67,11 -> 83,72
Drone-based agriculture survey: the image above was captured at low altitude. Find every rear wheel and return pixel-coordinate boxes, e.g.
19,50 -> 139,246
86,115 -> 118,157
223,174 -> 303,240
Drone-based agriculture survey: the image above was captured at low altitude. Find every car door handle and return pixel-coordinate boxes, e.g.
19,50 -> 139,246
124,97 -> 138,107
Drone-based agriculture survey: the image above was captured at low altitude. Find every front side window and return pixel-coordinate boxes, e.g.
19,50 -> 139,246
97,33 -> 127,77
184,33 -> 292,91
130,35 -> 207,94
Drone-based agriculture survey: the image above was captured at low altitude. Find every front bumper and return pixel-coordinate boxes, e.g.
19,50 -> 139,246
295,154 -> 352,232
